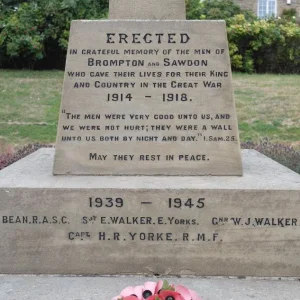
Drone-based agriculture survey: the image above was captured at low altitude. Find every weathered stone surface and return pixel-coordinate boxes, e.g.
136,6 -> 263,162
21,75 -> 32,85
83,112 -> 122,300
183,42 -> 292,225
53,20 -> 242,175
1,148 -> 300,276
109,0 -> 186,20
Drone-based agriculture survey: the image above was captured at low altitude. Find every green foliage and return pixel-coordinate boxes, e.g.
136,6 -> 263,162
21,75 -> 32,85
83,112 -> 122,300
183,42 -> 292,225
227,15 -> 300,73
186,0 -> 244,21
41,0 -> 108,50
0,0 -> 108,68
0,2 -> 45,67
281,8 -> 297,22
2,0 -> 27,5
187,1 -> 300,74
186,0 -> 204,20
1,0 -> 300,73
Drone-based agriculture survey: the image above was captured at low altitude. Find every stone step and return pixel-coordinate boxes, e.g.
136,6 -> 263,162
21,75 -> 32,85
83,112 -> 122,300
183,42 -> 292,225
0,276 -> 299,300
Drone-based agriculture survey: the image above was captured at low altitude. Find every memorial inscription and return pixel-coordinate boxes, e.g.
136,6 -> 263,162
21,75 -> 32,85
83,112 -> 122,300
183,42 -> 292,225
3,193 -> 298,243
1,0 -> 300,279
1,149 -> 300,277
53,21 -> 242,175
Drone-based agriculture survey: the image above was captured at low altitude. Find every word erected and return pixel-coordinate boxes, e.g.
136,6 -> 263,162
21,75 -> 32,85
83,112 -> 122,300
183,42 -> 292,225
106,33 -> 190,44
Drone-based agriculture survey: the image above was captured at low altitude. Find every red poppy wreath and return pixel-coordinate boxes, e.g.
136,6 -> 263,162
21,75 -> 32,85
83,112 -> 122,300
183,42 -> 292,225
112,280 -> 201,300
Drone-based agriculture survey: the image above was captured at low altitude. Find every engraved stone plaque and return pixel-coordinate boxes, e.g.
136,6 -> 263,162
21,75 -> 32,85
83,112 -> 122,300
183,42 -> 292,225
53,20 -> 242,175
1,149 -> 300,276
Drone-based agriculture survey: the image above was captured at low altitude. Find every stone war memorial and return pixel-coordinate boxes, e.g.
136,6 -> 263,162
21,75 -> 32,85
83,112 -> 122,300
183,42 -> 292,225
0,0 -> 300,278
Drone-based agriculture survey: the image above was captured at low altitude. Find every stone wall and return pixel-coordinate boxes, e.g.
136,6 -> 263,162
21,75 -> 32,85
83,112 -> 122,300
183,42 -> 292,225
233,0 -> 300,18
234,0 -> 256,12
278,0 -> 300,18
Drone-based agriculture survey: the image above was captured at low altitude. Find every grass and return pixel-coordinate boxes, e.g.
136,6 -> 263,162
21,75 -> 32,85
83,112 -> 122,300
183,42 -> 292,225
233,73 -> 300,148
0,70 -> 299,149
0,69 -> 62,145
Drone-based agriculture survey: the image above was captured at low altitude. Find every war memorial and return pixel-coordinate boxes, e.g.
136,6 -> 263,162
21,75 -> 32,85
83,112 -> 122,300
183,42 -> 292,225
0,0 -> 300,284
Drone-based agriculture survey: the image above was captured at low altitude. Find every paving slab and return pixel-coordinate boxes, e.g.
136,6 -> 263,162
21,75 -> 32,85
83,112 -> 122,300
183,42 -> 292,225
0,276 -> 300,300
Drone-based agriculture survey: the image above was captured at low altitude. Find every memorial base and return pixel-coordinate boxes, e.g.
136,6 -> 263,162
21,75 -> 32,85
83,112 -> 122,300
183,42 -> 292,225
0,149 -> 300,277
